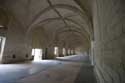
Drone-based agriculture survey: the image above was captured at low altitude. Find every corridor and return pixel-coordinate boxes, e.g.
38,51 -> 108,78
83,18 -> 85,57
0,0 -> 124,83
0,55 -> 97,83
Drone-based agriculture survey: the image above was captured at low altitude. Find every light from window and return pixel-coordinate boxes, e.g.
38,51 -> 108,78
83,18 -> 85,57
62,48 -> 66,55
32,48 -> 42,61
54,47 -> 58,56
0,36 -> 6,62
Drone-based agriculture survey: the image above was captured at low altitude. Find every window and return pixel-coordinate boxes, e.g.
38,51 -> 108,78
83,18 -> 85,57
32,48 -> 42,61
32,49 -> 35,56
54,46 -> 58,56
62,48 -> 66,55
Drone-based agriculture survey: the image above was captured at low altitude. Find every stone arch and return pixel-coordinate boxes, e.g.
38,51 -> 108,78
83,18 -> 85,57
27,17 -> 90,40
54,25 -> 90,40
30,4 -> 90,26
28,4 -> 93,35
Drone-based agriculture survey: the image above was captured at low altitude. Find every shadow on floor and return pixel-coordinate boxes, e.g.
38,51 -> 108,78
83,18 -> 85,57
74,65 -> 97,83
56,54 -> 91,64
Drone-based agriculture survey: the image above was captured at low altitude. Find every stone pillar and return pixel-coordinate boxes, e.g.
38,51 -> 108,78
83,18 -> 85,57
68,49 -> 71,56
42,48 -> 46,59
71,49 -> 73,55
42,47 -> 55,59
70,49 -> 72,55
73,49 -> 76,55
65,48 -> 69,56
47,47 -> 55,59
92,0 -> 125,83
2,20 -> 30,63
58,47 -> 63,57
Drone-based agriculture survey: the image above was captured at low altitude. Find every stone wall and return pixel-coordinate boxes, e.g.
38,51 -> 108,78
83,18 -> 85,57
2,18 -> 31,63
92,0 -> 125,83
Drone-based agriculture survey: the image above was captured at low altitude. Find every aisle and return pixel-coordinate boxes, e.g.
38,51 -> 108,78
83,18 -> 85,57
0,55 -> 97,83
18,61 -> 82,83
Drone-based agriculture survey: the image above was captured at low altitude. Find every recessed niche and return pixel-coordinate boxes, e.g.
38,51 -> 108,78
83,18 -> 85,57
12,54 -> 16,58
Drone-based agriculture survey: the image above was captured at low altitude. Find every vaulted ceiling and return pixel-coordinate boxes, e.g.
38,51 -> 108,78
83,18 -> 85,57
0,0 -> 93,50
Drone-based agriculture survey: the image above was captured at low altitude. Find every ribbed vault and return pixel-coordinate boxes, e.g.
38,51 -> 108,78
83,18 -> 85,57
25,0 -> 92,51
1,0 -> 93,52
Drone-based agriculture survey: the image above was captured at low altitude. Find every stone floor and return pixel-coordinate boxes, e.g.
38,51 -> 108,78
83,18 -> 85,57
0,55 -> 97,83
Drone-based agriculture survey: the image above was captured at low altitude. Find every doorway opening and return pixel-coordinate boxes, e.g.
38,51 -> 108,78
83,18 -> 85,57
32,48 -> 43,61
62,48 -> 66,56
54,46 -> 59,57
0,36 -> 6,62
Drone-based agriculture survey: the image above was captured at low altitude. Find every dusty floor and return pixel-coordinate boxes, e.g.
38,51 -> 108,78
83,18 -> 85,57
0,55 -> 97,83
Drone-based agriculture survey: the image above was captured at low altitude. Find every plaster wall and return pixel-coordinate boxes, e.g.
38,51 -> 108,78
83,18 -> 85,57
92,0 -> 125,83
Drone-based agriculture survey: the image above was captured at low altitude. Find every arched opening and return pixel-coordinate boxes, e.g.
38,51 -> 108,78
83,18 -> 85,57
27,26 -> 46,60
0,8 -> 8,63
62,48 -> 66,56
0,36 -> 6,62
54,46 -> 59,57
32,48 -> 43,61
0,0 -> 124,83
